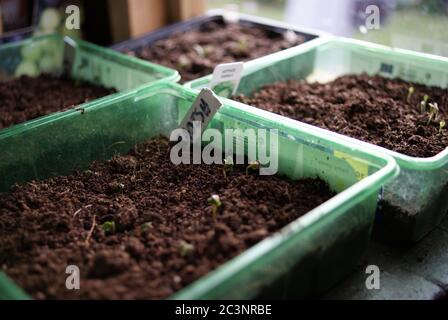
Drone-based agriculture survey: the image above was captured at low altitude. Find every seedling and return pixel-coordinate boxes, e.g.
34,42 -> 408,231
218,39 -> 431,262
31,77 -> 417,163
204,45 -> 214,56
141,222 -> 153,231
102,221 -> 116,234
178,240 -> 195,257
178,55 -> 190,69
427,102 -> 439,125
440,120 -> 446,133
207,194 -> 222,221
83,170 -> 93,179
223,156 -> 234,179
108,181 -> 125,193
420,95 -> 429,113
246,160 -> 260,175
407,86 -> 415,103
237,39 -> 248,51
193,44 -> 206,58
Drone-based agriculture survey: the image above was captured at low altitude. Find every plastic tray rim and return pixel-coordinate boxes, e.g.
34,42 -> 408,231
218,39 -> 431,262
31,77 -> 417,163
0,34 -> 180,137
185,36 -> 448,171
110,10 -> 324,52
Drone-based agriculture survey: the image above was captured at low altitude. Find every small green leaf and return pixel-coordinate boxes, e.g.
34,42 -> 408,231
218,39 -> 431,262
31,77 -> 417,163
102,221 -> 116,234
207,195 -> 222,208
141,222 -> 153,230
427,102 -> 439,125
83,170 -> 93,179
246,160 -> 260,175
420,95 -> 429,113
207,195 -> 222,222
193,44 -> 206,58
223,156 -> 234,178
440,120 -> 446,133
407,86 -> 414,103
178,240 -> 195,257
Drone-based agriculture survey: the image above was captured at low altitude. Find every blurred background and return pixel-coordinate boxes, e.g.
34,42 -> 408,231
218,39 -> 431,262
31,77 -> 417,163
1,0 -> 447,56
208,0 -> 448,56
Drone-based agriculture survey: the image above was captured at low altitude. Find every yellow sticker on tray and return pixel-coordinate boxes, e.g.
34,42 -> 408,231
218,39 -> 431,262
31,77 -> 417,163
334,150 -> 369,181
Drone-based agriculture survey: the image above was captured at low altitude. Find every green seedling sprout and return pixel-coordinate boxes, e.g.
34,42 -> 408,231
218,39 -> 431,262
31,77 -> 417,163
102,221 -> 116,234
178,55 -> 190,69
141,222 -> 153,231
223,156 -> 234,179
108,181 -> 125,193
204,45 -> 213,56
207,194 -> 222,221
420,95 -> 429,113
83,169 -> 93,179
440,120 -> 446,133
193,44 -> 206,58
246,160 -> 260,175
237,39 -> 247,51
407,86 -> 415,103
427,102 -> 439,125
179,240 -> 195,257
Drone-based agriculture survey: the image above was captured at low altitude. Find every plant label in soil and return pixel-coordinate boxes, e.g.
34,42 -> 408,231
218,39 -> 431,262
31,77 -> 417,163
62,36 -> 77,77
210,62 -> 244,98
179,88 -> 223,142
284,30 -> 300,44
223,6 -> 240,24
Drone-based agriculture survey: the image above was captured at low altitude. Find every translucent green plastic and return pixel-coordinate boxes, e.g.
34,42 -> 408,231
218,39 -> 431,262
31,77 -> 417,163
186,37 -> 448,243
0,82 -> 397,299
0,34 -> 179,135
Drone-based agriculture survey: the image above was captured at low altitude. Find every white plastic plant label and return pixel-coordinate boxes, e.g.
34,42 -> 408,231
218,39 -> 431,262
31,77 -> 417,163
209,62 -> 244,98
222,4 -> 240,24
179,88 -> 223,142
62,36 -> 77,77
283,30 -> 300,44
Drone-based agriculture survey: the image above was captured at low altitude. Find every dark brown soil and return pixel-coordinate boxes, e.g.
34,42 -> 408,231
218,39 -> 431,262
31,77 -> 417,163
235,74 -> 448,158
0,75 -> 116,130
128,21 -> 304,83
0,137 -> 334,300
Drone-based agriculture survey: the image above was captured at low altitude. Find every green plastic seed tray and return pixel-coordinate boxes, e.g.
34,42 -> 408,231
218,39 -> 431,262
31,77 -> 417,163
0,82 -> 397,299
0,34 -> 179,135
186,36 -> 448,244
